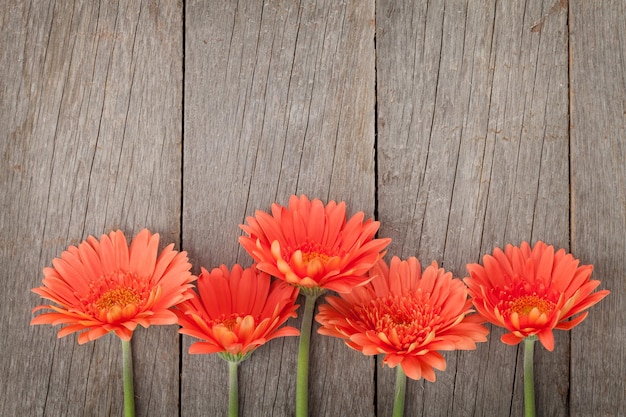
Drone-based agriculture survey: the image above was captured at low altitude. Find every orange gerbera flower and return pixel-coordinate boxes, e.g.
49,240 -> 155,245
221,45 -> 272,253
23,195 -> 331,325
31,229 -> 195,344
465,241 -> 610,351
239,195 -> 391,294
316,256 -> 488,381
174,264 -> 300,361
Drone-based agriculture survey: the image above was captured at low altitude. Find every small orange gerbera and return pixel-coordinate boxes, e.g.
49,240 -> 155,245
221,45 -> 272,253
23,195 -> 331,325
174,264 -> 300,361
31,229 -> 195,344
465,241 -> 610,351
316,256 -> 488,381
239,195 -> 390,294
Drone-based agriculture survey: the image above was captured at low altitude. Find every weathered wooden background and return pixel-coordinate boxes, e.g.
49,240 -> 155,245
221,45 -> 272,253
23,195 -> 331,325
1,1 -> 624,416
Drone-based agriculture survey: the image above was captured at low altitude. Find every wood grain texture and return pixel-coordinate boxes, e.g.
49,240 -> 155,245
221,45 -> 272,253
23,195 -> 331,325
0,1 -> 182,416
2,0 -> 624,416
183,0 -> 376,416
569,1 -> 626,416
376,0 -> 569,415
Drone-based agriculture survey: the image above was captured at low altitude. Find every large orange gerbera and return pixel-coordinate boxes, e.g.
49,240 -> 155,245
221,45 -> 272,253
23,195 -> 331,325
239,195 -> 390,294
31,229 -> 195,344
316,256 -> 488,381
174,264 -> 300,361
465,241 -> 610,351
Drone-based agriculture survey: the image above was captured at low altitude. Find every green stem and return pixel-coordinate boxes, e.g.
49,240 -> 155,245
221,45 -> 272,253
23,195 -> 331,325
296,294 -> 318,417
228,360 -> 239,417
122,339 -> 135,417
392,365 -> 407,417
524,337 -> 536,417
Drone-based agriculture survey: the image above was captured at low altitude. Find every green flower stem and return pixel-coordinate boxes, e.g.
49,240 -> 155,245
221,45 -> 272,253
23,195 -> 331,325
524,337 -> 537,417
296,293 -> 318,417
392,365 -> 407,417
228,360 -> 239,417
122,339 -> 135,417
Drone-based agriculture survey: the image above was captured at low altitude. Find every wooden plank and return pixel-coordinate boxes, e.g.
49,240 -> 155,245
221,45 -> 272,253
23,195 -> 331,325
0,1 -> 182,416
3,1 -> 621,416
183,0 -> 376,415
376,0 -> 569,415
569,1 -> 626,416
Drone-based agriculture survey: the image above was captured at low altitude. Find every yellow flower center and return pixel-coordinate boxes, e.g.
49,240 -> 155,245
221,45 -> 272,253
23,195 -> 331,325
82,270 -> 152,321
95,287 -> 141,310
212,313 -> 256,330
285,241 -> 340,268
301,251 -> 331,265
509,295 -> 554,316
220,316 -> 239,330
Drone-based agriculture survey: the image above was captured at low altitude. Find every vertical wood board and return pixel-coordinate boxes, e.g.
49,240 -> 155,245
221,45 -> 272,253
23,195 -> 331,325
376,0 -> 569,415
570,1 -> 626,416
183,0 -> 376,416
0,1 -> 183,416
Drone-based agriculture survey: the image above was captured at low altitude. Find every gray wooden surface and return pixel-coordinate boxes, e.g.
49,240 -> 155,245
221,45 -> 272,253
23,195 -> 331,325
1,1 -> 623,416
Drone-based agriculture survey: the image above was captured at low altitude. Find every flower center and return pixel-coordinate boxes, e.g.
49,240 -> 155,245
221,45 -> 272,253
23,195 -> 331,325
220,316 -> 239,330
81,270 -> 151,320
301,251 -> 331,265
211,313 -> 257,330
285,241 -> 340,266
509,294 -> 555,316
95,287 -> 141,310
356,291 -> 442,349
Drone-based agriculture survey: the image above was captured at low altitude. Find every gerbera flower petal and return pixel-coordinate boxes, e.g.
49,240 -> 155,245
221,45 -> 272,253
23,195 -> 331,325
399,357 -> 424,381
537,328 -> 555,351
142,309 -> 179,325
78,326 -> 112,344
97,233 -> 118,275
174,264 -> 299,360
196,267 -> 231,318
78,238 -> 105,282
189,342 -> 225,355
316,256 -> 488,381
128,229 -> 158,276
267,326 -> 301,339
501,332 -> 525,346
50,258 -> 89,297
465,241 -> 609,350
419,351 -> 447,371
151,245 -> 180,284
57,323 -> 89,338
554,311 -> 588,330
31,229 -> 195,343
